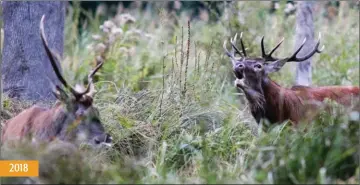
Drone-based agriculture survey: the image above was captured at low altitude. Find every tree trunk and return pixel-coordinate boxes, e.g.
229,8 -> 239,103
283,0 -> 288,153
1,1 -> 65,102
294,1 -> 314,86
1,2 -> 3,123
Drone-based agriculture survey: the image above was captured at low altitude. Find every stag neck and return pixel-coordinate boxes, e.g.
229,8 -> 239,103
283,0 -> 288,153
261,77 -> 304,124
261,77 -> 292,104
262,77 -> 282,92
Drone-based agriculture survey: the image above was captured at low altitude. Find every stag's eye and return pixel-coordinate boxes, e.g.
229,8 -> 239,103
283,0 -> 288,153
237,64 -> 245,69
254,64 -> 263,69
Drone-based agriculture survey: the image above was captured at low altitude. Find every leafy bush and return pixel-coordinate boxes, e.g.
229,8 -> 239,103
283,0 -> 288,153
245,105 -> 359,184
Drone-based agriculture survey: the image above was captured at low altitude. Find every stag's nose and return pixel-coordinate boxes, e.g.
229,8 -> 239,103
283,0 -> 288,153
105,134 -> 113,144
93,134 -> 113,147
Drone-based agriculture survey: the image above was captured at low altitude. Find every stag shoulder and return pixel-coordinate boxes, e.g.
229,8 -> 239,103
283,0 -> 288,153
1,105 -> 48,142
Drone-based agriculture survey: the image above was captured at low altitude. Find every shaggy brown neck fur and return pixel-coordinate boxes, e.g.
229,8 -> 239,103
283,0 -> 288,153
261,79 -> 302,124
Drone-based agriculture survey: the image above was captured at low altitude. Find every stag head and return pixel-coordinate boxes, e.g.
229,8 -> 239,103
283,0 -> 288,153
40,15 -> 112,148
223,32 -> 324,92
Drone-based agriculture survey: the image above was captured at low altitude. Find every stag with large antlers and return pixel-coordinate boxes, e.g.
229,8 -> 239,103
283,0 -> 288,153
223,33 -> 359,125
1,15 -> 112,148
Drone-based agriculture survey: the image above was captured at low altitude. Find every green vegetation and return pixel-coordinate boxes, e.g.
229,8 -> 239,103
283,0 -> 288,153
1,2 -> 359,184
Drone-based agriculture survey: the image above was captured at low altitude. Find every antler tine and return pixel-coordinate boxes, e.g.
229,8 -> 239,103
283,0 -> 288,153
40,15 -> 80,98
79,61 -> 105,96
289,37 -> 307,60
230,33 -> 238,43
285,33 -> 323,62
223,40 -> 233,58
317,32 -> 325,52
261,36 -> 284,61
88,60 -> 105,80
223,40 -> 237,66
230,33 -> 244,57
239,32 -> 247,57
261,36 -> 266,58
268,37 -> 284,56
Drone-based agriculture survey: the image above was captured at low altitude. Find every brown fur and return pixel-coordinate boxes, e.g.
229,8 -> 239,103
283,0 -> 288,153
1,15 -> 111,148
259,79 -> 359,125
225,32 -> 359,125
1,102 -> 63,143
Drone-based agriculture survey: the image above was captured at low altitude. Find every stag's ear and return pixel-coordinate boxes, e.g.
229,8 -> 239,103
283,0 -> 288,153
264,59 -> 287,74
52,85 -> 70,103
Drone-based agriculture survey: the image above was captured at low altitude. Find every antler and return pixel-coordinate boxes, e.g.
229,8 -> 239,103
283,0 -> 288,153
82,61 -> 104,97
261,33 -> 324,63
229,32 -> 247,58
261,36 -> 284,61
40,15 -> 104,99
223,40 -> 237,64
230,33 -> 241,57
40,15 -> 81,99
223,32 -> 248,65
263,33 -> 325,74
283,32 -> 324,63
238,32 -> 247,57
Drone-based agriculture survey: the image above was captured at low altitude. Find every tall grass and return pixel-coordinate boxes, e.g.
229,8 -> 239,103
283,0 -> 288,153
1,1 -> 359,184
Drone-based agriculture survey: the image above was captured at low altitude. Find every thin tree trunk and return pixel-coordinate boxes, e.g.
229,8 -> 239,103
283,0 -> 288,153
294,1 -> 314,86
1,1 -> 65,102
0,2 -> 3,124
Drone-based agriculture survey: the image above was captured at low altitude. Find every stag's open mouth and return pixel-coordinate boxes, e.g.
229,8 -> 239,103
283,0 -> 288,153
234,69 -> 243,79
234,78 -> 246,89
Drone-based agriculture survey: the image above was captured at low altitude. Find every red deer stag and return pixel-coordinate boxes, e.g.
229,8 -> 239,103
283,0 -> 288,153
1,15 -> 112,148
223,32 -> 359,125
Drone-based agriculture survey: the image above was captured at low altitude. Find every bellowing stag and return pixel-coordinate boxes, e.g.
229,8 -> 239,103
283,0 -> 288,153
1,15 -> 112,148
223,32 -> 359,125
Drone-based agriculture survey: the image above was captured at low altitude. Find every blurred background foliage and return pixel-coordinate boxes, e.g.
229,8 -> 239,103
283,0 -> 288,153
1,1 -> 359,184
